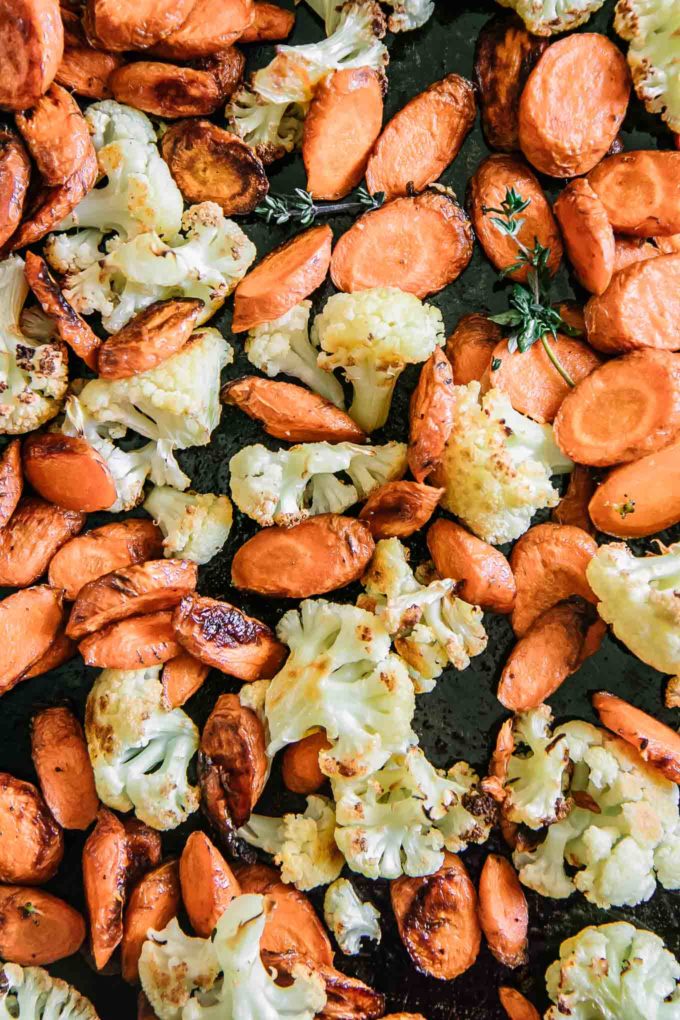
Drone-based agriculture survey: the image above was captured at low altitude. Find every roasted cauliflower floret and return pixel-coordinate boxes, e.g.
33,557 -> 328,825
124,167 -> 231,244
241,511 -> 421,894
381,0 -> 435,31
226,85 -> 308,163
323,878 -> 381,955
143,486 -> 233,565
615,0 -> 680,133
43,228 -> 105,275
502,705 -> 571,830
0,962 -> 98,1019
496,0 -> 605,35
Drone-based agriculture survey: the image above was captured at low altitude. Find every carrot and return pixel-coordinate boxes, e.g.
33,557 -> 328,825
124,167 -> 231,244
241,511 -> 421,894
0,0 -> 64,110
588,151 -> 680,237
499,988 -> 540,1020
656,234 -> 680,254
485,334 -> 602,424
553,301 -> 585,336
588,438 -> 680,537
124,819 -> 161,887
408,347 -> 454,482
477,854 -> 528,968
498,597 -> 601,711
468,154 -> 562,283
48,519 -> 163,601
180,831 -> 240,938
0,440 -> 22,527
613,236 -> 659,273
585,253 -> 680,354
445,313 -> 501,385
9,146 -> 98,250
239,2 -> 294,42
121,861 -> 180,983
162,651 -> 210,707
303,67 -> 383,201
83,0 -> 196,50
554,179 -> 615,295
97,298 -> 203,379
509,522 -> 598,636
553,350 -> 680,466
593,691 -> 680,784
56,8 -> 124,99
330,189 -> 473,299
232,225 -> 332,332
79,610 -> 183,669
22,433 -> 117,513
15,83 -> 94,186
263,954 -> 383,1017
199,693 -> 268,830
82,809 -> 129,971
0,773 -> 63,886
281,731 -> 330,795
109,60 -> 230,118
427,518 -> 516,614
21,627 -> 76,679
0,497 -> 85,588
483,720 -> 519,849
24,251 -> 101,369
231,514 -> 374,598
0,886 -> 85,965
551,464 -> 596,534
0,586 -> 64,695
0,130 -> 31,248
358,482 -> 442,540
30,707 -> 98,830
365,74 -> 476,201
67,559 -> 197,640
151,0 -> 252,58
518,34 -> 630,178
173,593 -> 285,680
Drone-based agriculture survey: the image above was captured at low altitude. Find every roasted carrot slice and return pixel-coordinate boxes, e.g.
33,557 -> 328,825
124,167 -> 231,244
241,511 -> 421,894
427,518 -> 516,614
21,627 -> 76,679
551,464 -> 596,534
554,350 -> 680,466
232,225 -> 332,332
124,819 -> 161,886
303,67 -> 383,201
30,706 -> 98,830
593,692 -> 680,784
330,189 -> 473,299
408,347 -> 454,482
67,558 -> 198,640
588,151 -> 680,237
0,586 -> 64,695
0,440 -> 22,527
468,154 -> 562,283
121,860 -> 180,983
199,693 -> 268,831
22,433 -> 116,513
588,438 -> 680,537
498,597 -> 601,711
24,251 -> 101,369
173,593 -> 285,680
281,731 -> 330,795
151,0 -> 252,58
0,497 -> 85,588
0,0 -> 64,110
15,83 -> 94,186
0,886 -> 85,965
180,831 -> 240,938
240,2 -> 294,42
358,482 -> 442,540
445,313 -> 501,385
0,773 -> 63,884
161,651 -> 210,708
83,809 -> 129,971
499,988 -> 540,1020
109,60 -> 227,118
56,8 -> 124,99
79,610 -> 182,669
266,954 -> 383,1017
553,301 -> 585,336
554,178 -> 615,295
231,515 -> 374,598
9,147 -> 98,250
83,0 -> 196,50
48,519 -> 163,601
365,74 -> 476,201
97,298 -> 202,379
0,130 -> 31,248
613,236 -> 659,273
478,854 -> 528,968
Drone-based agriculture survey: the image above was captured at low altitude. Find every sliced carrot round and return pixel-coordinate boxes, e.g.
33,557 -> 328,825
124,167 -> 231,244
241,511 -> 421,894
427,518 -> 516,614
551,464 -> 595,533
613,236 -> 659,273
239,3 -> 294,43
0,439 -> 22,528
588,439 -> 680,537
445,313 -> 501,385
97,298 -> 203,379
587,151 -> 680,237
22,433 -> 117,512
592,692 -> 680,783
554,178 -> 615,296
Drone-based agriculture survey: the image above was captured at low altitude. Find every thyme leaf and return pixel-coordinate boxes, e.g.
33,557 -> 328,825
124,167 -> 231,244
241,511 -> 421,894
254,187 -> 385,226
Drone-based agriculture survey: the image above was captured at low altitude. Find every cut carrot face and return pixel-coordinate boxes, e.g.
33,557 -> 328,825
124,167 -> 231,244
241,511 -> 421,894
445,313 -> 501,385
56,8 -> 124,100
469,154 -> 562,283
9,146 -> 98,250
477,854 -> 528,968
587,151 -> 680,237
48,519 -> 163,602
0,886 -> 85,966
151,0 -> 252,58
79,609 -> 183,669
83,0 -> 196,50
427,518 -> 516,614
551,464 -> 596,534
408,347 -> 454,483
232,225 -> 332,332
24,251 -> 101,369
125,819 -> 161,887
588,438 -> 680,537
509,522 -> 598,636
554,350 -> 680,466
281,731 -> 330,795
0,497 -> 85,588
499,987 -> 540,1020
303,67 -> 383,201
109,59 -> 231,119
0,773 -> 64,885
0,0 -> 64,111
22,433 -> 117,513
83,809 -> 129,971
359,482 -> 442,540
121,861 -> 180,983
199,693 -> 268,831
518,34 -> 630,178
0,440 -> 22,528
161,651 -> 210,708
485,334 -> 602,425
613,236 -> 659,273
553,301 -> 585,336
330,189 -> 473,299
0,586 -> 64,696
554,179 -> 615,296
0,129 -> 31,248
498,597 -> 602,711
22,628 -> 76,679
592,691 -> 680,784
15,83 -> 94,187
30,706 -> 98,830
180,831 -> 240,938
97,298 -> 203,379
365,74 -> 476,201
239,2 -> 294,42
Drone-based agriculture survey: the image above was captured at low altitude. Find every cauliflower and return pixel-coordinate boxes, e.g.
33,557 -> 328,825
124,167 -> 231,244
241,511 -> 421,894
245,302 -> 345,407
496,0 -> 605,35
239,795 -> 344,891
85,666 -> 200,831
85,99 -> 158,149
0,256 -> 68,435
43,228 -> 105,275
504,708 -> 680,908
545,922 -> 680,1019
226,85 -> 308,163
143,486 -> 233,565
313,288 -> 445,433
332,746 -> 493,879
58,203 -> 256,333
0,962 -> 98,1019
358,539 -> 487,691
586,542 -> 680,676
438,382 -> 573,545
139,894 -> 326,1020
380,0 -> 435,30
229,439 -> 406,527
501,706 -> 571,830
615,0 -> 680,133
323,878 -> 381,955
265,599 -> 416,779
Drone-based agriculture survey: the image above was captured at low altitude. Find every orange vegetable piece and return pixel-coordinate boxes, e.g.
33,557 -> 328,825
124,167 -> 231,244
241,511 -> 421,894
588,438 -> 680,537
121,861 -> 180,983
161,651 -> 210,707
21,627 -> 76,678
0,497 -> 85,588
0,886 -> 85,965
22,433 -> 117,513
0,439 -> 23,527
613,236 -> 659,273
97,298 -> 203,379
15,83 -> 94,186
151,0 -> 252,58
281,731 -> 330,795
24,251 -> 101,369
551,464 -> 596,534
427,518 -> 516,614
48,519 -> 163,601
79,609 -> 183,669
0,0 -> 64,111
30,706 -> 98,830
445,313 -> 501,385
0,585 -> 64,696
408,347 -> 454,482
82,809 -> 129,971
358,482 -> 442,540
592,691 -> 680,784
0,772 -> 63,884
477,854 -> 528,967
554,178 -> 615,295
83,0 -> 197,51
180,831 -> 240,938
9,147 -> 98,250
56,7 -> 124,100
199,693 -> 268,831
588,151 -> 680,237
499,987 -> 540,1020
0,130 -> 31,248
239,2 -> 294,42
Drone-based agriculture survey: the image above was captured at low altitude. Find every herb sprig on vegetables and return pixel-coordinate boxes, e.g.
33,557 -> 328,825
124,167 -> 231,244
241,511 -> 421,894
254,187 -> 385,226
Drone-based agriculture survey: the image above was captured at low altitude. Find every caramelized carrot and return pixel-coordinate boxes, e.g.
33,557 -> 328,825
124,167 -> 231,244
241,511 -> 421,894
281,731 -> 330,794
0,586 -> 64,696
0,0 -> 64,110
592,692 -> 680,783
82,808 -> 128,971
365,74 -> 476,201
445,313 -> 501,385
588,438 -> 680,537
0,498 -> 85,588
239,2 -> 294,42
0,773 -> 63,884
408,347 -> 454,482
199,693 -> 268,831
180,831 -> 240,938
79,610 -> 183,669
588,151 -> 680,237
15,84 -> 94,186
97,298 -> 203,379
427,518 -> 516,614
551,464 -> 596,534
499,988 -> 540,1020
330,189 -> 473,298
22,433 -> 117,512
554,179 -> 615,295
0,886 -> 85,965
232,225 -> 332,332
0,130 -> 31,248
0,440 -> 22,527
48,519 -> 163,601
83,0 -> 196,51
9,147 -> 98,250
161,651 -> 210,708
151,0 -> 252,58
30,706 -> 98,830
109,60 -> 229,118
121,861 -> 180,983
21,628 -> 76,678
24,251 -> 100,369
124,819 -> 161,886
358,482 -> 442,540
613,236 -> 659,273
553,301 -> 585,336
56,7 -> 123,99
477,854 -> 528,968
553,350 -> 680,466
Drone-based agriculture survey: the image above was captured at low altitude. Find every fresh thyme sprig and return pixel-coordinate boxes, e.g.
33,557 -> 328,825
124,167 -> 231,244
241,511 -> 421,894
254,187 -> 385,226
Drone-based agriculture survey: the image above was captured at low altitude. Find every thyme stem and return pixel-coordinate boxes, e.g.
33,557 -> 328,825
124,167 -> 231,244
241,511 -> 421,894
541,336 -> 575,387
